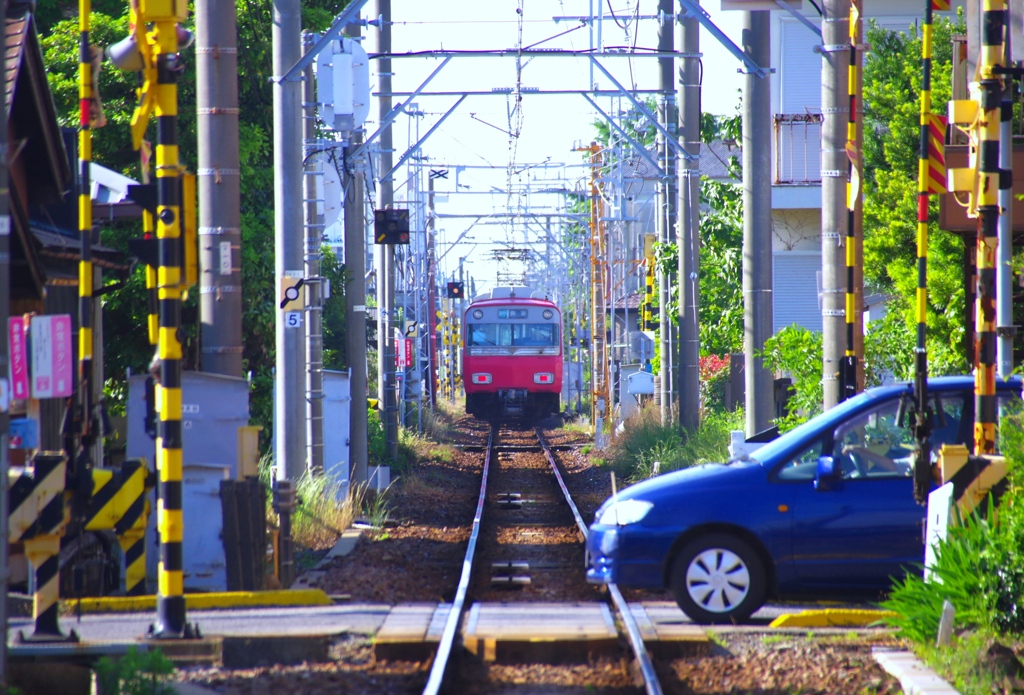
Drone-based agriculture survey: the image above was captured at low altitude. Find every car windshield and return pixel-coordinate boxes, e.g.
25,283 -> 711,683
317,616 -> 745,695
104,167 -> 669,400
742,389 -> 882,464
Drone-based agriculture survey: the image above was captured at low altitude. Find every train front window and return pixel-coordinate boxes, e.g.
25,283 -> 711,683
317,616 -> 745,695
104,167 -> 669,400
467,323 -> 558,347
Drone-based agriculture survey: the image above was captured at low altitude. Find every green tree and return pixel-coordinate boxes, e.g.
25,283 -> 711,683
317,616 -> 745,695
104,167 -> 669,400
40,2 -> 352,449
862,13 -> 970,376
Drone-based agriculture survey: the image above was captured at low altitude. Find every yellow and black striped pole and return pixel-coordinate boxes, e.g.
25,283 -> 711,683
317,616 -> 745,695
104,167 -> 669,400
974,0 -> 1004,456
74,0 -> 99,537
840,0 -> 862,402
912,0 -> 937,502
147,9 -> 190,638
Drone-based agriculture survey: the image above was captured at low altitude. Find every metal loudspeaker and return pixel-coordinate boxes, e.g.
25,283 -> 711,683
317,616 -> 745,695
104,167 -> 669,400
106,35 -> 143,72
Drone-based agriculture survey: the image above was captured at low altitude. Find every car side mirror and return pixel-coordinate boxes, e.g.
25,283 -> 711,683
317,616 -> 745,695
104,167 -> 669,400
814,455 -> 838,490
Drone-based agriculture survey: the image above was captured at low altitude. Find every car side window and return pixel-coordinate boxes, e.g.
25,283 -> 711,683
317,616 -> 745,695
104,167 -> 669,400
930,394 -> 965,450
774,436 -> 826,481
833,400 -> 914,479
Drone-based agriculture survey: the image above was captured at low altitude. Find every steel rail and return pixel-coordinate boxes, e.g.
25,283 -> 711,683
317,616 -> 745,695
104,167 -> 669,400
421,425 -> 494,695
535,428 -> 663,695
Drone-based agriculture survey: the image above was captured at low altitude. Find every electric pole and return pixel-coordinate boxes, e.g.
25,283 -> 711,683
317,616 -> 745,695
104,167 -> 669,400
742,11 -> 774,434
345,133 -> 369,486
657,0 -> 677,424
677,0 -> 700,432
821,0 -> 851,410
273,0 -> 305,480
196,0 -> 243,377
374,0 -> 398,461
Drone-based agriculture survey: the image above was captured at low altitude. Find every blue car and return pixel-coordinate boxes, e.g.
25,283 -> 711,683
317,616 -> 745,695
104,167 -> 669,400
586,376 -> 1021,624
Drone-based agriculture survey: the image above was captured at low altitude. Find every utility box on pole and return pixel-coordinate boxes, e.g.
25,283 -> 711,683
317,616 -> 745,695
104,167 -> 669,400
315,38 -> 370,135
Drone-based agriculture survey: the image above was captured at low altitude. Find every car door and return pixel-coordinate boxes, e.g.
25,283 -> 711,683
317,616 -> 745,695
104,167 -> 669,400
786,395 -> 933,592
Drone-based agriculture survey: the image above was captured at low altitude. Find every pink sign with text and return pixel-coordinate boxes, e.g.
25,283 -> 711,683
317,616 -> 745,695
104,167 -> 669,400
8,318 -> 28,400
31,315 -> 73,399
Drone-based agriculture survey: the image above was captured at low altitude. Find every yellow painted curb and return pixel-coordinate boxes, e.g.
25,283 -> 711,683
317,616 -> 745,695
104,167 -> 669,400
769,609 -> 898,628
62,589 -> 333,614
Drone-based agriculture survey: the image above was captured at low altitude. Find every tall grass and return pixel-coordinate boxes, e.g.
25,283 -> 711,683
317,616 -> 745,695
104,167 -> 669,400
604,403 -> 745,483
257,454 -> 370,551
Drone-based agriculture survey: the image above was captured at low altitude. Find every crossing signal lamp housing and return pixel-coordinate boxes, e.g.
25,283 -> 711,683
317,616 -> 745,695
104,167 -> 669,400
447,281 -> 464,299
374,209 -> 410,244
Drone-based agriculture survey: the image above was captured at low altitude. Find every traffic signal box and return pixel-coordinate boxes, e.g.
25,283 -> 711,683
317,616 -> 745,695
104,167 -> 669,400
374,208 -> 410,244
447,281 -> 464,299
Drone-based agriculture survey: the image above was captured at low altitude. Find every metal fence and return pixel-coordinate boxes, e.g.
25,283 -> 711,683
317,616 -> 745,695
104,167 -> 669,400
774,113 -> 823,184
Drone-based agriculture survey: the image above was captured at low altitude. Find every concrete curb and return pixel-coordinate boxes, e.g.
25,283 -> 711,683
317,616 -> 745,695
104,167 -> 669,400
61,588 -> 333,614
873,648 -> 961,694
768,608 -> 897,628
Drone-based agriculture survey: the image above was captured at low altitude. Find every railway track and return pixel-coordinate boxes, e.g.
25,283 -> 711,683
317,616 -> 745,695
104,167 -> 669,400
423,423 -> 663,695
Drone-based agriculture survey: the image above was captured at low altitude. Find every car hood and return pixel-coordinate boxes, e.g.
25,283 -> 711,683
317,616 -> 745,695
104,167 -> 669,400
609,460 -> 763,506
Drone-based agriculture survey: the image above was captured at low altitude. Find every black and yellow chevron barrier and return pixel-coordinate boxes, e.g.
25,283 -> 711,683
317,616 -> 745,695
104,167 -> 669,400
8,454 -> 73,642
938,445 -> 1007,517
84,459 -> 155,596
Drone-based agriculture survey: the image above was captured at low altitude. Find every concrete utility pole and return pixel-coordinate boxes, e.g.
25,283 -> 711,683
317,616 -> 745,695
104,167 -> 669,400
0,0 -> 9,678
820,0 -> 851,410
196,0 -> 243,377
345,134 -> 369,485
427,175 -> 438,409
676,0 -> 700,432
303,35 -> 325,472
374,0 -> 399,461
742,11 -> 774,435
273,0 -> 306,480
657,0 -> 677,424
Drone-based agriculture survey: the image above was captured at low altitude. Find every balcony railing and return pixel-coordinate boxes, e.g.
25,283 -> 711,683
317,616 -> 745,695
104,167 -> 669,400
774,113 -> 823,185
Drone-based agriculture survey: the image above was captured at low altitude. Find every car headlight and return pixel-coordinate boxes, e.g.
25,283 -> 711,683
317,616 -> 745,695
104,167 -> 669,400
597,499 -> 654,526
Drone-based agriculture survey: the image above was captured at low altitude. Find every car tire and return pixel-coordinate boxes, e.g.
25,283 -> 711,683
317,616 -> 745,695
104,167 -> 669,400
670,533 -> 767,624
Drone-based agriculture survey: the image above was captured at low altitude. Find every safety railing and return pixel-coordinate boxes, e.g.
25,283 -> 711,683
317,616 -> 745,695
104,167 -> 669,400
774,113 -> 823,184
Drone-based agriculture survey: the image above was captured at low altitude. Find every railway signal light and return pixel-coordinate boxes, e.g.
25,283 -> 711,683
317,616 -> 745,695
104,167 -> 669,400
374,208 -> 410,244
447,281 -> 464,299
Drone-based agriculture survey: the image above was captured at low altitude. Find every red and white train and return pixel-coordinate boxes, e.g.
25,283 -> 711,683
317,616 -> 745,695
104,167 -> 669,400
461,287 -> 563,420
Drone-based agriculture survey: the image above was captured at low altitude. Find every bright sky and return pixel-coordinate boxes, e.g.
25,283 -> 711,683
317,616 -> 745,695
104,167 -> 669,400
375,1 -> 746,292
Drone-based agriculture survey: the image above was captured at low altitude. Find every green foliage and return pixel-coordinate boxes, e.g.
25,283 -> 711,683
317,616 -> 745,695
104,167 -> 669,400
761,325 -> 823,430
39,1 -> 354,453
697,179 -> 744,355
320,246 -> 349,371
94,647 -> 174,695
606,403 -> 743,482
914,631 -> 1002,695
879,502 -> 1000,643
881,409 -> 1024,643
368,407 -> 386,467
862,14 -> 971,376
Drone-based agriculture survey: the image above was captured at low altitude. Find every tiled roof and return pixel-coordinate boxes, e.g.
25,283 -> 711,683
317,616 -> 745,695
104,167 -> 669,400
4,13 -> 27,112
611,291 -> 644,310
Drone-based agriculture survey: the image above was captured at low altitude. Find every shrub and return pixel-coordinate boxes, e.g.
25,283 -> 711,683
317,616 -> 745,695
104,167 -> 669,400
95,647 -> 174,695
761,325 -> 823,430
698,354 -> 730,414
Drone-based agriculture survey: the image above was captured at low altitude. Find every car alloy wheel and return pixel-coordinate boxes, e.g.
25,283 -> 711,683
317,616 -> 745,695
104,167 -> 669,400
671,533 -> 767,624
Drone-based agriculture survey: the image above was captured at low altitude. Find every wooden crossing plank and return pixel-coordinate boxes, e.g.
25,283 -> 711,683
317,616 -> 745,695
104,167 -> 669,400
373,603 -> 450,661
634,602 -> 713,658
462,602 -> 618,663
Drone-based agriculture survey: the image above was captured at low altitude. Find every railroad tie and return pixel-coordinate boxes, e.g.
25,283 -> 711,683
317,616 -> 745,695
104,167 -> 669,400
491,561 -> 531,587
495,492 -> 522,509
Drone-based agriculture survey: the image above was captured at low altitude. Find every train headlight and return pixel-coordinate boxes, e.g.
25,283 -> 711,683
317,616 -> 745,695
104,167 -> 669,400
471,373 -> 492,384
533,373 -> 554,384
543,309 -> 553,319
473,309 -> 484,319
